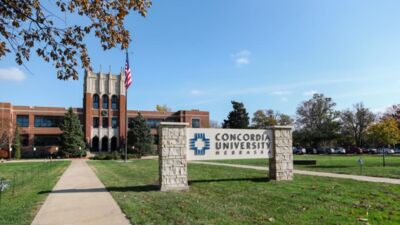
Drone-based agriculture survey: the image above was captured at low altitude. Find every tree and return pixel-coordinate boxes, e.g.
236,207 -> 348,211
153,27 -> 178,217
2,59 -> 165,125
295,93 -> 340,147
251,109 -> 293,128
366,118 -> 400,148
0,0 -> 151,80
0,114 -> 14,152
156,104 -> 171,112
13,127 -> 21,159
383,104 -> 400,127
366,118 -> 400,167
59,107 -> 85,157
340,103 -> 375,147
279,114 -> 294,126
222,101 -> 249,128
127,113 -> 153,157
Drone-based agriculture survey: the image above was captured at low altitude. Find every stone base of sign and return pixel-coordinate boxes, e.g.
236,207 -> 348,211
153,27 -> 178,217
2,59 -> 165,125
159,122 -> 189,192
269,126 -> 293,181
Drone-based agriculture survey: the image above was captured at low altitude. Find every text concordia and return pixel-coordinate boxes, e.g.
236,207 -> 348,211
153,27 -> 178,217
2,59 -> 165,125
215,133 -> 271,150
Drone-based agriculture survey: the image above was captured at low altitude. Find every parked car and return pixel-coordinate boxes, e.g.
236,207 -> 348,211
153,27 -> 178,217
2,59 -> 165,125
394,148 -> 400,154
317,147 -> 326,154
293,147 -> 306,154
334,147 -> 346,154
347,147 -> 363,154
305,147 -> 317,154
377,148 -> 395,154
324,147 -> 335,154
365,148 -> 377,154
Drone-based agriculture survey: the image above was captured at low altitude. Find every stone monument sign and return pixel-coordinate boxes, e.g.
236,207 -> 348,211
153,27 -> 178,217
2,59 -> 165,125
158,122 -> 293,192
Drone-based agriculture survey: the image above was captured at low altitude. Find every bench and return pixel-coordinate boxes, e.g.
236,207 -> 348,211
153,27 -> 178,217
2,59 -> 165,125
293,160 -> 317,165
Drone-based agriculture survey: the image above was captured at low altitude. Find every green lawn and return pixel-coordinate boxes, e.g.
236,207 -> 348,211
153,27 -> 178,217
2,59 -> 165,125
0,161 -> 70,225
208,155 -> 400,179
89,160 -> 400,225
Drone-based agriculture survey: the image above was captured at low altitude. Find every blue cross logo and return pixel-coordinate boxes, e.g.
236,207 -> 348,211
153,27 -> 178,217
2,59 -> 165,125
189,133 -> 210,155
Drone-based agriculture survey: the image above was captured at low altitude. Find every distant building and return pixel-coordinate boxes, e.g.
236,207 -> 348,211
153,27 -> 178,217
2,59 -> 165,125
0,70 -> 209,155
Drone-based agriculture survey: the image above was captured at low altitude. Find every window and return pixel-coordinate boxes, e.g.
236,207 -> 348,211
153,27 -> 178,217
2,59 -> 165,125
146,119 -> 162,129
101,136 -> 108,151
21,134 -> 29,147
102,95 -> 109,109
112,117 -> 118,128
192,118 -> 200,128
111,95 -> 118,109
166,118 -> 179,122
93,117 -> 99,128
111,136 -> 118,151
17,115 -> 29,127
93,94 -> 99,109
102,117 -> 109,128
33,135 -> 61,146
153,135 -> 159,145
92,136 -> 99,151
34,116 -> 63,128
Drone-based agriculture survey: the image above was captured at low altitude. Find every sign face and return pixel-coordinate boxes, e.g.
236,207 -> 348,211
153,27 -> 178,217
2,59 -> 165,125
186,128 -> 272,161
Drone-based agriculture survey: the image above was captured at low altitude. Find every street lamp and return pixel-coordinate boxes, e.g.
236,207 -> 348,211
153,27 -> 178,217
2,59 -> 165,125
9,147 -> 12,160
79,146 -> 82,158
33,147 -> 36,159
124,145 -> 134,162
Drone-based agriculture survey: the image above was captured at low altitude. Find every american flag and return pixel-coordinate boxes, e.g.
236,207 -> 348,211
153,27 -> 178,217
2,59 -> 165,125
125,52 -> 132,89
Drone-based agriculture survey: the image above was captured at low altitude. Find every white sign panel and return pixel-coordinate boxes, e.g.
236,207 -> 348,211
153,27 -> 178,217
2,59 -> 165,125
186,128 -> 272,161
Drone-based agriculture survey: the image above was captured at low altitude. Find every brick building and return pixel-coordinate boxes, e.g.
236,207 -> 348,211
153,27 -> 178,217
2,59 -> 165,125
0,70 -> 209,156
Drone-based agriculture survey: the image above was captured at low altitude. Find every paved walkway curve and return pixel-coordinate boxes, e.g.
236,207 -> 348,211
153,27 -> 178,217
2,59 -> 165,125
190,161 -> 400,185
32,160 -> 131,225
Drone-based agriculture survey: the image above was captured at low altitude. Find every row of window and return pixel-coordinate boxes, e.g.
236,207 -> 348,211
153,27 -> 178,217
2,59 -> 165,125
93,94 -> 118,109
93,117 -> 118,128
16,115 -> 201,129
18,134 -> 61,147
19,133 -> 160,148
143,119 -> 200,128
17,115 -> 64,128
128,118 -> 200,128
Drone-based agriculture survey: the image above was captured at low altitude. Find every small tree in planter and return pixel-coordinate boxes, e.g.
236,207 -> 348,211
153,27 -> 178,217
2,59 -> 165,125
13,127 -> 21,159
60,108 -> 86,158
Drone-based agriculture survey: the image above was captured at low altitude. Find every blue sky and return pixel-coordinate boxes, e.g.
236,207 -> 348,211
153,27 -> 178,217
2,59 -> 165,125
1,0 -> 400,123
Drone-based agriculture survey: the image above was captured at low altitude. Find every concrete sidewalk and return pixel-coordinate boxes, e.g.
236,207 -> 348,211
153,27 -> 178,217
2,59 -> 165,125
31,160 -> 131,225
190,161 -> 400,185
1,159 -> 70,163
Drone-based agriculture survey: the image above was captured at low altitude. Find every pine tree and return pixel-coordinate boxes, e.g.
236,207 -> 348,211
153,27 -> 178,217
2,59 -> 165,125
222,101 -> 250,128
13,127 -> 21,159
60,107 -> 86,157
127,113 -> 154,157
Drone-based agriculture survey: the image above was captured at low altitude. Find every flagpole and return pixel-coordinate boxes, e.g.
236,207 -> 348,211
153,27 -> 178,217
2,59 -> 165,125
124,49 -> 132,163
125,87 -> 128,163
124,49 -> 129,163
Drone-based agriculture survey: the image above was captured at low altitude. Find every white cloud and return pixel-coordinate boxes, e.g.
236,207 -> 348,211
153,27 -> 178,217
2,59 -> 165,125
190,89 -> 203,96
280,97 -> 288,102
272,90 -> 291,96
303,90 -> 318,96
232,50 -> 251,67
0,67 -> 26,81
225,77 -> 371,96
190,89 -> 204,96
371,106 -> 388,114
